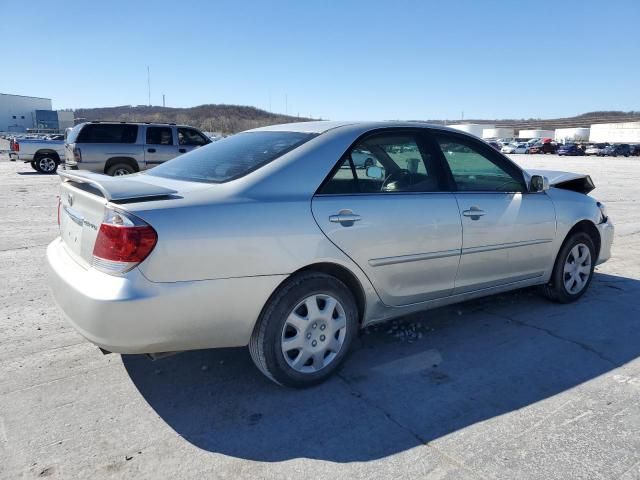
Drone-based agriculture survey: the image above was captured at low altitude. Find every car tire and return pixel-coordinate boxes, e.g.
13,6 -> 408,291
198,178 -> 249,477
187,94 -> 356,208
249,272 -> 358,388
30,161 -> 37,171
542,231 -> 596,304
106,163 -> 135,176
34,155 -> 59,174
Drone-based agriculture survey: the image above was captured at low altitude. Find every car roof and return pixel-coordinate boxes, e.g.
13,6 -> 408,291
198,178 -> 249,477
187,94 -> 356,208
247,120 -> 464,135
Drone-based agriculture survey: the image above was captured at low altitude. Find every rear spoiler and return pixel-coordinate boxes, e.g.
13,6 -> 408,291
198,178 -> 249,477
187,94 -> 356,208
58,170 -> 177,202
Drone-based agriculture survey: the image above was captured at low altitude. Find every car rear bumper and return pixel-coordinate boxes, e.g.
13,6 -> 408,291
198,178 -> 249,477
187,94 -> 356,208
46,237 -> 286,353
596,218 -> 614,265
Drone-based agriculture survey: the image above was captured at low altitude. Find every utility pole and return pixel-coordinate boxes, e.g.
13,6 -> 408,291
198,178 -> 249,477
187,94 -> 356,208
285,94 -> 288,115
147,66 -> 151,106
162,94 -> 165,107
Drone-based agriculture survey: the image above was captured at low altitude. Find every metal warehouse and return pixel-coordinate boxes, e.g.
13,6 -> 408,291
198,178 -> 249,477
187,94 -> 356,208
0,93 -> 73,133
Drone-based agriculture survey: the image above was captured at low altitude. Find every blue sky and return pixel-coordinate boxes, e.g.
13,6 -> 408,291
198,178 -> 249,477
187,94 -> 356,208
4,0 -> 639,120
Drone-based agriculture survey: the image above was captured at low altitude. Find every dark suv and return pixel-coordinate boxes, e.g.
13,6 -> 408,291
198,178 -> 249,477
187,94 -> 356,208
602,144 -> 631,157
64,122 -> 211,175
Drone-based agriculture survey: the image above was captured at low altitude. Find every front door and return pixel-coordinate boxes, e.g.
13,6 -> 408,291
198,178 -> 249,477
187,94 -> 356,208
144,126 -> 178,168
432,131 -> 556,294
312,130 -> 462,307
177,127 -> 210,155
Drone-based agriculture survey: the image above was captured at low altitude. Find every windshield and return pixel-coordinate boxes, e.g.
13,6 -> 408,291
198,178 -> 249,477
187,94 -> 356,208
147,131 -> 317,183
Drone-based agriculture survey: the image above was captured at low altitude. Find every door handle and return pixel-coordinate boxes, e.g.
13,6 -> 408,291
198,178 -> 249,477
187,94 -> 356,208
178,148 -> 187,153
147,148 -> 156,153
329,210 -> 361,226
462,206 -> 486,220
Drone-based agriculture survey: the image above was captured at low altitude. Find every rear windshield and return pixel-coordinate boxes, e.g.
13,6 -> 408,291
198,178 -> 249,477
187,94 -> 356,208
146,131 -> 317,183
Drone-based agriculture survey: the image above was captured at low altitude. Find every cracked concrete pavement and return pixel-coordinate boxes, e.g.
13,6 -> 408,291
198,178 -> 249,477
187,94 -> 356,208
0,147 -> 639,479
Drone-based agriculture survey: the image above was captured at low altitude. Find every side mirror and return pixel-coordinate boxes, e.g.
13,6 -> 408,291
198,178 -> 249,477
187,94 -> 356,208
366,166 -> 384,180
530,175 -> 549,192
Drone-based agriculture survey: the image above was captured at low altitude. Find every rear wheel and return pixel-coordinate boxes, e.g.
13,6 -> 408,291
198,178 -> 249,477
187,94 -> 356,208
106,163 -> 135,176
542,232 -> 596,303
249,272 -> 358,387
34,155 -> 58,174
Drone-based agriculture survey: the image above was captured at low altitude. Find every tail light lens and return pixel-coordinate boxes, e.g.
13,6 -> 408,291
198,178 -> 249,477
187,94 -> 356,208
73,147 -> 82,162
92,209 -> 157,275
14,141 -> 19,152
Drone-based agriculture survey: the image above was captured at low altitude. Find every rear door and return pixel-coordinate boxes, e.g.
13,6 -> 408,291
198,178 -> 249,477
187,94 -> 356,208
177,127 -> 210,155
144,126 -> 178,168
431,131 -> 556,294
312,130 -> 462,307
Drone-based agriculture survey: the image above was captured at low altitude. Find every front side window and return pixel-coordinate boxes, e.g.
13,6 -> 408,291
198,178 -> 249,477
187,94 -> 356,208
178,128 -> 209,146
76,124 -> 138,144
146,126 -> 173,145
434,133 -> 524,192
319,132 -> 443,194
147,131 -> 316,183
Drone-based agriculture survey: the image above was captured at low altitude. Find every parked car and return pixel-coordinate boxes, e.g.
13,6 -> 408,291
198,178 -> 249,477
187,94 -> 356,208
501,142 -> 529,154
528,141 -> 556,154
487,140 -> 501,151
64,122 -> 211,175
585,143 -> 608,156
602,144 -> 631,157
557,144 -> 584,156
47,121 -> 614,387
10,136 -> 66,173
629,144 -> 640,156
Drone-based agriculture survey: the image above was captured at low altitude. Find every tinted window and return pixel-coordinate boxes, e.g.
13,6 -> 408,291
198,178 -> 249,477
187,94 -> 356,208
146,131 -> 316,183
146,126 -> 173,145
319,132 -> 444,194
178,128 -> 209,146
76,124 -> 138,143
434,133 -> 524,192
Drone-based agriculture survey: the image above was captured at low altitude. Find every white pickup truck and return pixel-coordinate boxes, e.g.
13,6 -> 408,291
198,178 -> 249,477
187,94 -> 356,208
9,135 -> 66,173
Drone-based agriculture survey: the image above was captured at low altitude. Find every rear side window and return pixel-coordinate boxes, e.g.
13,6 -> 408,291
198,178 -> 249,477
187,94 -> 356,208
147,131 -> 316,183
76,124 -> 138,143
146,127 -> 174,145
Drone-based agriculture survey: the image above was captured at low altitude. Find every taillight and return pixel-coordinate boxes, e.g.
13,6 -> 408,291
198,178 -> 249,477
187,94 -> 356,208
73,147 -> 82,162
92,209 -> 157,275
14,141 -> 19,152
57,197 -> 61,226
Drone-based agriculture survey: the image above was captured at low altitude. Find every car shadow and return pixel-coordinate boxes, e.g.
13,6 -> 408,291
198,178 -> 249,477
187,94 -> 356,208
122,272 -> 640,462
16,171 -> 47,176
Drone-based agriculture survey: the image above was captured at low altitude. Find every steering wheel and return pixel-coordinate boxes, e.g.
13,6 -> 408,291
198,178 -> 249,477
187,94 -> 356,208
382,169 -> 411,192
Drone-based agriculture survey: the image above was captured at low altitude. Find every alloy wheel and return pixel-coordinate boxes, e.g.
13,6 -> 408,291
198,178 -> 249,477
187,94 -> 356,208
39,157 -> 57,173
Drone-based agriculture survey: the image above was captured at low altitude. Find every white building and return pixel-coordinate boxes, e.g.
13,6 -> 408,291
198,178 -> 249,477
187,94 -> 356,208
57,111 -> 75,130
589,122 -> 640,143
0,93 -> 52,132
449,123 -> 494,138
482,127 -> 514,139
555,127 -> 590,143
519,129 -> 555,139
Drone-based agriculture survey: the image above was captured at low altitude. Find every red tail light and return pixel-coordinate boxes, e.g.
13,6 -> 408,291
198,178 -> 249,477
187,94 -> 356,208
92,209 -> 157,275
13,141 -> 19,152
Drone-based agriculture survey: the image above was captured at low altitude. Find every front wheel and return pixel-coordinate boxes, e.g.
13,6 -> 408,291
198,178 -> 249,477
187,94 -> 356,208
542,232 -> 596,303
249,272 -> 358,387
30,161 -> 37,171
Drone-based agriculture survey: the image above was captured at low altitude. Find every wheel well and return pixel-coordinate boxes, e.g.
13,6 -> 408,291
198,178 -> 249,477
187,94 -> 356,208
104,157 -> 139,173
566,220 -> 601,257
34,150 -> 60,162
295,263 -> 366,324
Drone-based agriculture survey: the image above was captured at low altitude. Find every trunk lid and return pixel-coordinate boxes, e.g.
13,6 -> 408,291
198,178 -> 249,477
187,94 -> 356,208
57,171 -> 179,267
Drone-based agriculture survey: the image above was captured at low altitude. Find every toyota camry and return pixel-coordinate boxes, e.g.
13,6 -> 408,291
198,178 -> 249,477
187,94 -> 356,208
47,121 -> 614,387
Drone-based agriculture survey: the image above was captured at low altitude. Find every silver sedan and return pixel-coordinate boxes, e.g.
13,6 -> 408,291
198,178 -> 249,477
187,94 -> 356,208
47,121 -> 614,387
